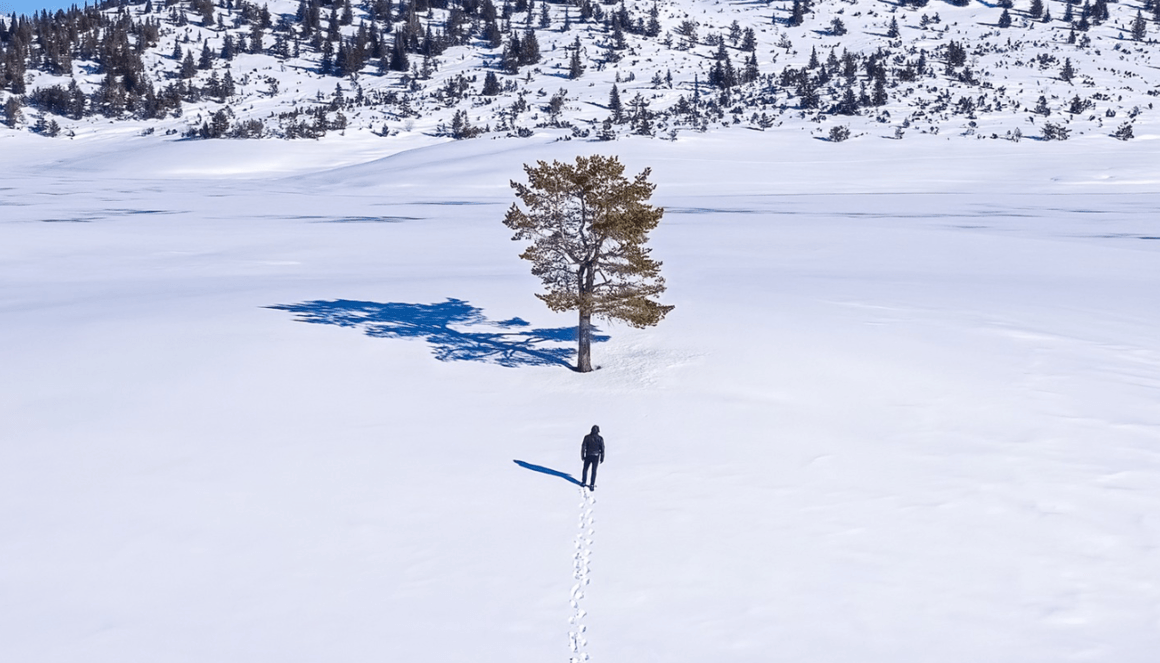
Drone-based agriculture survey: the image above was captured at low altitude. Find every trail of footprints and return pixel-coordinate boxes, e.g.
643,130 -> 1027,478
569,487 -> 596,663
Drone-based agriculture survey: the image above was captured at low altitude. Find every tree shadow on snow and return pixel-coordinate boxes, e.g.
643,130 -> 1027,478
267,298 -> 608,368
513,460 -> 583,485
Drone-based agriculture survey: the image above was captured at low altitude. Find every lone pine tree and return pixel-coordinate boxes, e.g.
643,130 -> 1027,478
503,155 -> 673,372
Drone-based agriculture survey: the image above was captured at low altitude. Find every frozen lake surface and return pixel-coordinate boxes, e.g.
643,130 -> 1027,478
2,132 -> 1160,662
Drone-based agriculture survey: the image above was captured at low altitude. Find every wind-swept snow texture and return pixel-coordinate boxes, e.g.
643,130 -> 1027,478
2,133 -> 1160,662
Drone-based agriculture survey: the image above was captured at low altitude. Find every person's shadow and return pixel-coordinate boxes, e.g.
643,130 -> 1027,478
267,298 -> 608,368
513,460 -> 583,486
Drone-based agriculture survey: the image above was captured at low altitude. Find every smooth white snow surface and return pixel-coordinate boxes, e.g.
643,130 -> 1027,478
2,133 -> 1160,662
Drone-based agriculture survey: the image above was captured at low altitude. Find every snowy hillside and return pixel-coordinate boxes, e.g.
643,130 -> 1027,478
3,129 -> 1160,661
2,0 -> 1160,143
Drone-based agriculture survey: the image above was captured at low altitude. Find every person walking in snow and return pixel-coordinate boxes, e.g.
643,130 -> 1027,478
581,425 -> 604,490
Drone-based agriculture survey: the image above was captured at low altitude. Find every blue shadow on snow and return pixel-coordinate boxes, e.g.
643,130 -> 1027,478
267,298 -> 608,368
513,460 -> 583,486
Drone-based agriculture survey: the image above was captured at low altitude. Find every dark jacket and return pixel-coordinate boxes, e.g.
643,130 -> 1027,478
582,430 -> 605,462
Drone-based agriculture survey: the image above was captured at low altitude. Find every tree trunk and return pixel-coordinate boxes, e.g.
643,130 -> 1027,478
576,262 -> 595,372
577,308 -> 592,373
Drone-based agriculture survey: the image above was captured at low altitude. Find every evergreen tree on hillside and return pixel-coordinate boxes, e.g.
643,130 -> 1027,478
796,73 -> 819,109
221,35 -> 236,60
1093,0 -> 1109,23
1033,95 -> 1051,115
503,32 -> 522,73
646,3 -> 661,37
835,85 -> 859,115
568,37 -> 585,79
482,19 -> 504,48
788,0 -> 805,27
1077,2 -> 1091,31
482,70 -> 501,95
631,94 -> 653,135
741,27 -> 757,51
199,41 -> 214,70
3,96 -> 21,128
597,117 -> 616,141
743,52 -> 759,84
1131,10 -> 1147,41
180,51 -> 197,79
519,29 -> 540,65
389,29 -> 409,71
609,84 -> 624,123
872,77 -> 887,106
250,21 -> 265,54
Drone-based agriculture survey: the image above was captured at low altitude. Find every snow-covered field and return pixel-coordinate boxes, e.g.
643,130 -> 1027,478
3,132 -> 1160,662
